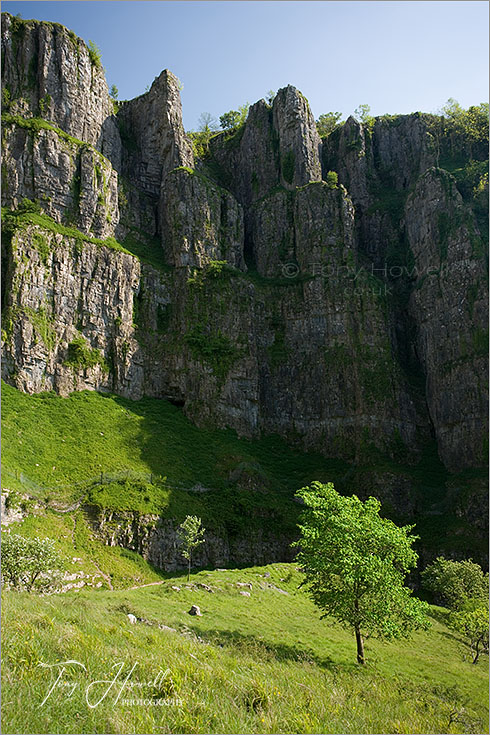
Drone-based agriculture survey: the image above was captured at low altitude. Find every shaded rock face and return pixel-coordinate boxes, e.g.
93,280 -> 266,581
1,12 -> 488,496
272,85 -> 322,189
159,168 -> 245,270
405,169 -> 488,471
117,69 -> 194,200
84,505 -> 295,572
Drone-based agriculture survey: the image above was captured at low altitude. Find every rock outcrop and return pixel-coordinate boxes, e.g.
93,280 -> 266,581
1,12 -> 487,542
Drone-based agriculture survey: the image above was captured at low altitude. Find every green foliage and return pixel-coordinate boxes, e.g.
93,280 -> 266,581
1,533 -> 62,592
316,111 -> 343,137
281,150 -> 295,185
64,337 -> 109,372
188,129 -> 214,160
87,40 -> 102,69
421,557 -> 489,609
18,197 -> 42,214
38,93 -> 51,116
325,170 -> 338,189
354,103 -> 375,131
2,112 -> 106,152
2,85 -> 11,109
184,326 -> 240,378
295,482 -> 430,664
109,84 -> 118,100
449,604 -> 489,664
2,204 -> 132,257
220,104 -> 249,132
2,563 -> 488,734
440,98 -> 489,145
220,110 -> 241,130
178,515 -> 205,579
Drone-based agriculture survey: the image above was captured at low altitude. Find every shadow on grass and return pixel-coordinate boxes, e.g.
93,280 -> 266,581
183,625 -> 345,671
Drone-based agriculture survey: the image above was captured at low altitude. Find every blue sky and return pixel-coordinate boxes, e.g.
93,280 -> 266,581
4,1 -> 489,130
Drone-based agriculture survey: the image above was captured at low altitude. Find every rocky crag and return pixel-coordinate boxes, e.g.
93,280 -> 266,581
2,13 -> 488,564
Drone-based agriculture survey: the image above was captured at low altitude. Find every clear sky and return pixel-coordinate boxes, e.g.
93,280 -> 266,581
3,1 -> 489,130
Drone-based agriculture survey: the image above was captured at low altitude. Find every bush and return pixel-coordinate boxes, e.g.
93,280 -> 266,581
326,171 -> 338,189
421,557 -> 488,609
449,603 -> 489,664
1,533 -> 63,592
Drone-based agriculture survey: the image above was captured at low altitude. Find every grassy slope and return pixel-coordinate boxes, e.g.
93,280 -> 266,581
2,381 -> 347,496
2,564 -> 488,735
2,380 -> 485,561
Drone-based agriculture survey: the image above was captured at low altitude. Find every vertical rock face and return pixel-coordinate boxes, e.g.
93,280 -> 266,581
1,11 -> 488,508
2,225 -> 140,396
117,70 -> 194,198
159,168 -> 245,270
272,85 -> 322,189
405,168 -> 488,470
1,13 -> 119,159
2,124 -> 119,238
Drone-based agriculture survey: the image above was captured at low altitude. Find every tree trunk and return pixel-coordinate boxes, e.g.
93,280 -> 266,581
472,638 -> 481,665
355,626 -> 365,665
187,553 -> 191,582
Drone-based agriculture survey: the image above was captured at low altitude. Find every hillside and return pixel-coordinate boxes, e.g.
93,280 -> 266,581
0,11 -> 488,734
2,564 -> 489,734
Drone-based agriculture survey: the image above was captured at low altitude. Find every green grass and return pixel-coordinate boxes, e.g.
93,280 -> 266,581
1,563 -> 488,734
1,381 -> 348,497
2,113 -> 103,155
2,207 -> 133,257
2,380 -> 485,558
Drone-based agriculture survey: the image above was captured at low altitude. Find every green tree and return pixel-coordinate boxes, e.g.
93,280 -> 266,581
354,103 -> 375,131
325,170 -> 338,189
1,533 -> 63,592
316,112 -> 343,137
449,604 -> 489,664
220,110 -> 241,130
295,482 -> 429,664
178,515 -> 205,581
421,557 -> 489,609
109,84 -> 119,100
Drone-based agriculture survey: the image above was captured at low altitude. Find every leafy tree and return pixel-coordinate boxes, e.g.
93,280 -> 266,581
438,98 -> 489,157
178,515 -> 205,581
87,40 -> 102,69
220,110 -> 241,130
295,482 -> 429,664
449,604 -> 489,664
354,103 -> 375,131
187,113 -> 219,160
325,170 -> 338,189
421,557 -> 489,609
220,104 -> 249,131
316,112 -> 343,137
1,533 -> 63,592
109,84 -> 119,100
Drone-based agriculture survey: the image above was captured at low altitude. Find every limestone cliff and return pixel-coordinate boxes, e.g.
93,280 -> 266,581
1,13 -> 488,547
